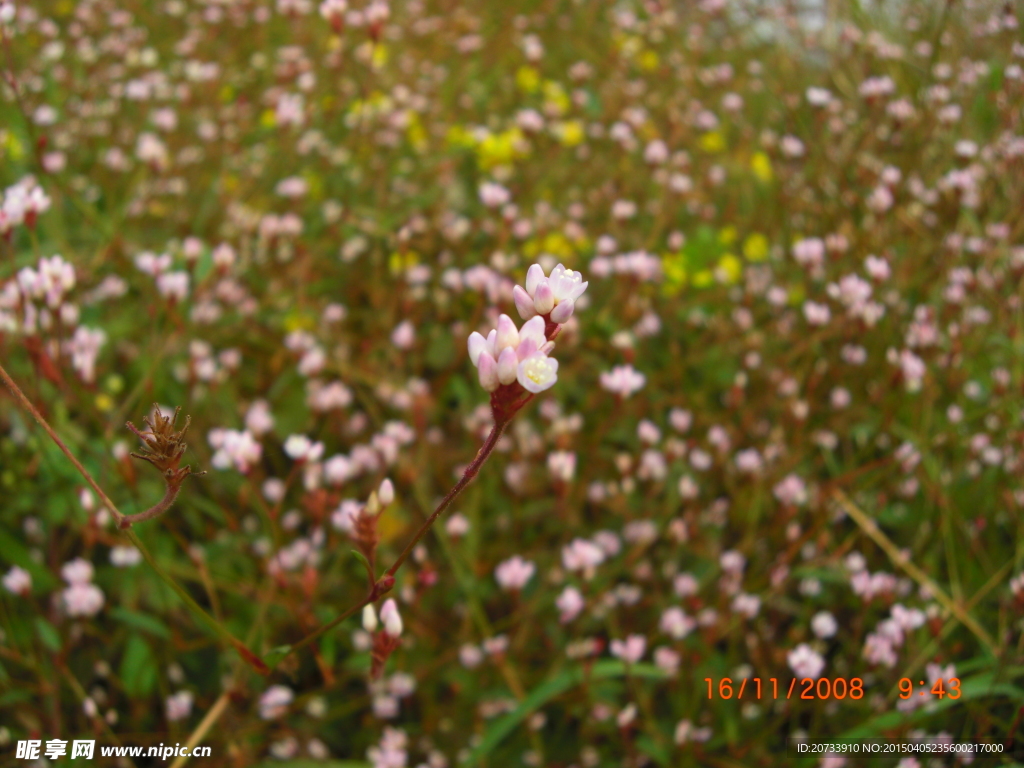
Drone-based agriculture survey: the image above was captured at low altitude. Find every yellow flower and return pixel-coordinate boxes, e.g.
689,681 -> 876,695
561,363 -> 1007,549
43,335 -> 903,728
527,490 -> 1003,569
95,394 -> 114,413
743,233 -> 769,262
699,131 -> 725,153
540,232 -> 574,259
260,109 -> 277,129
542,81 -> 570,116
553,120 -> 584,147
661,253 -> 688,295
405,112 -> 427,151
717,253 -> 742,284
516,66 -> 541,93
284,311 -> 316,333
692,269 -> 714,288
302,171 -> 324,202
477,128 -> 525,169
2,132 -> 24,161
751,151 -> 773,183
446,125 -> 475,148
638,50 -> 659,71
388,251 -> 419,276
718,226 -> 738,245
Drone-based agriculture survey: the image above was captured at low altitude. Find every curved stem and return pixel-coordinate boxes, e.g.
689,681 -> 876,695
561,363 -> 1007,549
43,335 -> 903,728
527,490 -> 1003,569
117,482 -> 181,529
286,416 -> 514,660
386,417 -> 509,578
0,361 -> 267,673
0,361 -> 124,525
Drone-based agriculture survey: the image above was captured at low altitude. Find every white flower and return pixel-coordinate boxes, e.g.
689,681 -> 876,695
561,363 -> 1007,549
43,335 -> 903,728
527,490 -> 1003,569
166,691 -> 194,722
811,611 -> 838,639
61,558 -> 94,585
2,565 -> 31,594
379,598 -> 403,637
599,364 -> 646,397
63,583 -> 104,617
512,262 -> 588,322
517,353 -> 558,393
556,586 -> 585,623
610,634 -> 646,663
787,643 -> 825,679
318,0 -> 347,19
478,181 -> 510,208
494,555 -> 535,591
110,546 -> 142,567
259,685 -> 294,720
284,434 -> 324,462
467,314 -> 557,393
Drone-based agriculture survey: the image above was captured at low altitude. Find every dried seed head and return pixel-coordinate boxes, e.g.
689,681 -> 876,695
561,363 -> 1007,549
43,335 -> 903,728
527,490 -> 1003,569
126,404 -> 205,485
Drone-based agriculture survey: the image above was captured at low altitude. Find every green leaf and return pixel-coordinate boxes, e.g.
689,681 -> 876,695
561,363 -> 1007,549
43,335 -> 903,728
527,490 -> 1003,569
350,549 -> 372,571
120,634 -> 157,697
462,661 -> 669,765
840,669 -> 1024,738
0,529 -> 57,590
263,645 -> 293,670
110,606 -> 172,639
35,617 -> 62,652
0,689 -> 32,706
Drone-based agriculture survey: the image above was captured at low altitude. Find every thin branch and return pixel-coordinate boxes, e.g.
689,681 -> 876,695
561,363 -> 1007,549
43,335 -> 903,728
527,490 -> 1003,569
832,489 -> 998,656
386,417 -> 509,578
0,361 -> 124,524
0,361 -> 267,673
288,414 -> 514,659
168,691 -> 231,768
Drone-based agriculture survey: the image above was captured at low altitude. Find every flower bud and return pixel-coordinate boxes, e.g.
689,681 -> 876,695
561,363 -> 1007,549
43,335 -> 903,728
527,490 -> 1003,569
365,492 -> 381,516
467,331 -> 488,366
512,285 -> 537,320
549,298 -> 575,324
477,351 -> 500,391
380,598 -> 403,637
533,281 -> 555,315
497,347 -> 518,385
525,264 -> 545,295
378,478 -> 394,506
495,314 -> 519,354
362,604 -> 378,632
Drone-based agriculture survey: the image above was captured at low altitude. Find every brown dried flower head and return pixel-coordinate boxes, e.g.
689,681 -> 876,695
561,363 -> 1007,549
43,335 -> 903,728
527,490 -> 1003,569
126,404 -> 204,485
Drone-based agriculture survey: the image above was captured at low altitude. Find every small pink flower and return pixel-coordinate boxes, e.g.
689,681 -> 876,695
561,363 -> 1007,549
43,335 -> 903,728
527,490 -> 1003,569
788,643 -> 825,679
556,586 -> 584,623
2,566 -> 31,595
610,634 -> 646,664
600,365 -> 646,397
63,583 -> 104,617
259,685 -> 294,720
494,555 -> 535,591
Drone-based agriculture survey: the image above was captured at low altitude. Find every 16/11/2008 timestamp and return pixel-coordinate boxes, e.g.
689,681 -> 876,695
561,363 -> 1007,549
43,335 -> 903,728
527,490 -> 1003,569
704,677 -> 962,701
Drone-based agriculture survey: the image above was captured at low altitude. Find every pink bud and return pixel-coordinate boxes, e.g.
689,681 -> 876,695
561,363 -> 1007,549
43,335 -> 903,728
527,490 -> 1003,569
497,347 -> 518,385
549,298 -> 575,324
533,281 -> 555,314
495,314 -> 519,353
378,478 -> 394,506
512,285 -> 537,320
379,598 -> 403,637
525,264 -> 545,295
467,331 -> 488,366
477,351 -> 500,391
